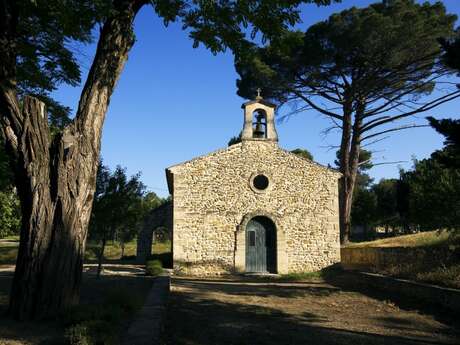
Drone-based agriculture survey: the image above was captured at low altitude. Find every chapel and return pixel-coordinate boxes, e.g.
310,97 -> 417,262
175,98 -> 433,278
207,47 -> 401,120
138,94 -> 341,275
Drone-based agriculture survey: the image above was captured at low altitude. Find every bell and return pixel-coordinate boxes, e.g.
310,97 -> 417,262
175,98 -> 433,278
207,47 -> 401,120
253,123 -> 265,138
253,113 -> 266,138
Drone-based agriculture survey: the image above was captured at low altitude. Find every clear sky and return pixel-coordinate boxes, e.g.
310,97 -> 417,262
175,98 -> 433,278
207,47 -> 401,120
52,0 -> 460,198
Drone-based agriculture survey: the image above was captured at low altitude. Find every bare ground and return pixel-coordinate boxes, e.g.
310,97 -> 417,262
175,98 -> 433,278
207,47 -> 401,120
0,264 -> 153,345
162,273 -> 460,345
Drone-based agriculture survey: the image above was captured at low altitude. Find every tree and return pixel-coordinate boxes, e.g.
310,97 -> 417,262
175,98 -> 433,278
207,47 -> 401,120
291,148 -> 313,160
1,0 -> 335,319
400,156 -> 460,231
372,179 -> 399,234
228,132 -> 242,146
350,187 -> 377,238
90,164 -> 146,277
118,191 -> 163,258
0,139 -> 20,238
235,0 -> 458,243
427,117 -> 460,169
0,190 -> 20,238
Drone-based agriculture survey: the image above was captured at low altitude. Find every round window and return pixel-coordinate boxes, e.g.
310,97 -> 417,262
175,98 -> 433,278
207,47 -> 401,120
253,174 -> 269,190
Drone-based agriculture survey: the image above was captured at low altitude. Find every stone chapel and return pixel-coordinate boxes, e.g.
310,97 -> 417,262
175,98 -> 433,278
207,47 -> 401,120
139,95 -> 341,275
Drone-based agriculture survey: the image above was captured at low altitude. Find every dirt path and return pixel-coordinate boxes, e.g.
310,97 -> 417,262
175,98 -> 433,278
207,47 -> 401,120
163,275 -> 460,345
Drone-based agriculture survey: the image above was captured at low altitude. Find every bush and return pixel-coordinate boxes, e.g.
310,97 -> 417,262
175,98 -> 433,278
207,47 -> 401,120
65,320 -> 117,345
146,259 -> 163,276
147,252 -> 172,268
0,191 -> 20,238
65,324 -> 91,345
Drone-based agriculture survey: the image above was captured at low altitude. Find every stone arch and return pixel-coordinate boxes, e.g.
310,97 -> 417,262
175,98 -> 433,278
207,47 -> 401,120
136,201 -> 172,261
235,211 -> 287,274
251,108 -> 268,138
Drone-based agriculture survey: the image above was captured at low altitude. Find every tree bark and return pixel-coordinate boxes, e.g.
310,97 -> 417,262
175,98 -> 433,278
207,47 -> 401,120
338,99 -> 363,245
0,0 -> 144,320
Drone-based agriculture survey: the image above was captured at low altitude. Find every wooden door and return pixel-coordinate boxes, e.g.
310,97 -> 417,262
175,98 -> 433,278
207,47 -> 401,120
246,218 -> 268,272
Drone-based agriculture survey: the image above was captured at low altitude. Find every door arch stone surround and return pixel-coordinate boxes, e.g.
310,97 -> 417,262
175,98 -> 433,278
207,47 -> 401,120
235,210 -> 288,274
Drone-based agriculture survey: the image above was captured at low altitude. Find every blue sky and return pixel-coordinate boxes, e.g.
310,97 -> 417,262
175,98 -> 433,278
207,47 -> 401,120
52,0 -> 460,197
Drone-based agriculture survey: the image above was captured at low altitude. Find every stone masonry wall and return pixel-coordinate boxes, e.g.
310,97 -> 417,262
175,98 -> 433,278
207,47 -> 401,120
169,141 -> 341,275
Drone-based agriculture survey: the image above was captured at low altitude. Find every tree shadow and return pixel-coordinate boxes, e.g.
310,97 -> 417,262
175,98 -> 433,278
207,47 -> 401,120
173,278 -> 340,299
322,267 -> 460,328
162,284 -> 459,345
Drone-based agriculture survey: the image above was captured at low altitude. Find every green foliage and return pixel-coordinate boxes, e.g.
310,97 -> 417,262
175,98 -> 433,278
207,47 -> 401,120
427,117 -> 460,169
440,34 -> 460,73
65,323 -> 91,345
228,132 -> 242,146
372,179 -> 400,230
145,259 -> 163,276
12,0 -> 336,128
291,148 -> 313,161
160,0 -> 336,54
0,144 -> 14,191
236,0 -> 456,104
14,0 -> 112,125
400,155 -> 460,231
90,163 -> 147,248
351,188 -> 377,229
0,191 -> 21,239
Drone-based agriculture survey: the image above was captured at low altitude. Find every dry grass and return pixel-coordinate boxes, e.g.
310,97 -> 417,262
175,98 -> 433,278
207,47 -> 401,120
345,231 -> 460,289
345,230 -> 454,248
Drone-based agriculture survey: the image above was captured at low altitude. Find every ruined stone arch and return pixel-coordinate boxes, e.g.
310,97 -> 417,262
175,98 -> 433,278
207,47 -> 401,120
136,201 -> 172,261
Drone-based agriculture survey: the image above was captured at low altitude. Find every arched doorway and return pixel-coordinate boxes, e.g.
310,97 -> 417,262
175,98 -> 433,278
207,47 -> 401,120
245,216 -> 276,273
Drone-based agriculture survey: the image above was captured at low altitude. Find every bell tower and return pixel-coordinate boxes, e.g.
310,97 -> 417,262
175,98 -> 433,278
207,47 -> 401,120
241,89 -> 278,142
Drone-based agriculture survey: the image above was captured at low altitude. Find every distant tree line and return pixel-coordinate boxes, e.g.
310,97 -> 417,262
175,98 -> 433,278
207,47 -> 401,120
351,118 -> 460,237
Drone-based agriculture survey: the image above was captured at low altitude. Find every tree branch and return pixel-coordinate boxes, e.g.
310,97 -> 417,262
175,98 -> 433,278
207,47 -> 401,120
360,124 -> 428,142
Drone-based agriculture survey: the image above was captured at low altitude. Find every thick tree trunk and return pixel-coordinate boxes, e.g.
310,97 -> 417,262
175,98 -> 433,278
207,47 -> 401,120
1,0 -> 144,320
8,98 -> 93,319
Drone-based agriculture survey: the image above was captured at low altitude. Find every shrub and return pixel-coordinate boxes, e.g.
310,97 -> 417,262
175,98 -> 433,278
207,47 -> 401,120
146,259 -> 163,276
65,324 -> 91,345
65,320 -> 117,345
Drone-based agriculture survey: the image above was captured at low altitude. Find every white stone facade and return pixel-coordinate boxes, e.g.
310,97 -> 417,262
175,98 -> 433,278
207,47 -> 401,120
166,137 -> 341,275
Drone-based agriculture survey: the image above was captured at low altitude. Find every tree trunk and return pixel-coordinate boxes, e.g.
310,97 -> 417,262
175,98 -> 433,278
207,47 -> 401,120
120,241 -> 125,259
0,0 -> 144,320
97,236 -> 107,279
338,100 -> 363,245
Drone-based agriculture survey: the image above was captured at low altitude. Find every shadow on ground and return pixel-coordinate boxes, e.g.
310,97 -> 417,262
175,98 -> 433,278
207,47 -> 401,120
322,268 -> 460,328
162,274 -> 460,345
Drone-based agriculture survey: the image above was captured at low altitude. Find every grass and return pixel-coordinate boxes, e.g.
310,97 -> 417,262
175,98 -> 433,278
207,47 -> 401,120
0,238 -> 171,265
345,230 -> 460,289
345,230 -> 455,248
